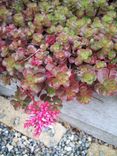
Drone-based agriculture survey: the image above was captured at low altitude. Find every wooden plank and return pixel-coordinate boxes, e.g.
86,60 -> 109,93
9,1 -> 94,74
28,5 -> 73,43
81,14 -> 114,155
60,95 -> 117,146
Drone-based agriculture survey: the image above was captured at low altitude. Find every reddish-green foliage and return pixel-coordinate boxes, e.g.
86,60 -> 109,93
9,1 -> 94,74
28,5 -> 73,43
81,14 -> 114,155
0,0 -> 117,134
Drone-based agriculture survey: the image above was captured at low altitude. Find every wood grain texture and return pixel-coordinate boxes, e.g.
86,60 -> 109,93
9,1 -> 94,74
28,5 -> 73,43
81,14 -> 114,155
60,95 -> 117,146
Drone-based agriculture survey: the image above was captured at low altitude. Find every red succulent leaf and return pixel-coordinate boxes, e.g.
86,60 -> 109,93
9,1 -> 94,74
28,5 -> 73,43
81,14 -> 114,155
44,56 -> 53,64
0,0 -> 117,137
109,68 -> 117,81
65,88 -> 76,101
0,66 -> 6,73
97,68 -> 109,83
6,24 -> 15,33
46,35 -> 56,45
30,56 -> 42,66
56,86 -> 65,100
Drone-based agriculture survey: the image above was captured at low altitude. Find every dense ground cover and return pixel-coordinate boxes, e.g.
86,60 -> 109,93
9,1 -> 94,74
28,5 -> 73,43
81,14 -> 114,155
0,0 -> 117,134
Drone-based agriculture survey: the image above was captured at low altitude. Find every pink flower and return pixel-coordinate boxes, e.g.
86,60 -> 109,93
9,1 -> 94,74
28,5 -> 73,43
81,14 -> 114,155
24,101 -> 60,135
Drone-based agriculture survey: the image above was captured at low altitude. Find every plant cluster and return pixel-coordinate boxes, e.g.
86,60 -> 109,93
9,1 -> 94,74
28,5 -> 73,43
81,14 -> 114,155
24,100 -> 60,135
0,0 -> 117,134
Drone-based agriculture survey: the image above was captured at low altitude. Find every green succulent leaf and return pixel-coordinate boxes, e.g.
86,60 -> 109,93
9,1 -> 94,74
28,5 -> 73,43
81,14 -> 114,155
13,13 -> 24,26
82,72 -> 96,85
79,49 -> 92,60
47,87 -> 55,97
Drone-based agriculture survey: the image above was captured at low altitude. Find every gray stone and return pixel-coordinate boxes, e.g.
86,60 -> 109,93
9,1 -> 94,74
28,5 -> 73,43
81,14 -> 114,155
66,140 -> 70,144
69,135 -> 74,140
81,150 -> 87,155
87,136 -> 92,142
21,136 -> 27,140
6,144 -> 13,151
69,142 -> 75,148
7,153 -> 13,156
85,143 -> 90,148
39,123 -> 67,147
65,146 -> 72,151
15,132 -> 21,138
79,140 -> 82,145
75,150 -> 80,155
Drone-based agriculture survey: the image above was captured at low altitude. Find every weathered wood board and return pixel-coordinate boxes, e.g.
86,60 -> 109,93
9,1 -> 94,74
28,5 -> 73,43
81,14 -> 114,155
0,81 -> 117,146
60,95 -> 117,146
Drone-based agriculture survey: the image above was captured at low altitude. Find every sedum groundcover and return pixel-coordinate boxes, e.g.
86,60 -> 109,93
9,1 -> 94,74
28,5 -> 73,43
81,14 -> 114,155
0,0 -> 117,135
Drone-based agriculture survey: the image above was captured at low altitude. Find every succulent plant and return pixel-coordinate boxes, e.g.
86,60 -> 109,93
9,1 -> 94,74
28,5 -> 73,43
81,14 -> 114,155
95,79 -> 117,96
32,33 -> 43,45
0,0 -> 117,136
49,69 -> 71,89
95,61 -> 107,69
77,84 -> 93,104
0,6 -> 9,22
78,49 -> 92,61
13,13 -> 24,26
2,56 -> 20,75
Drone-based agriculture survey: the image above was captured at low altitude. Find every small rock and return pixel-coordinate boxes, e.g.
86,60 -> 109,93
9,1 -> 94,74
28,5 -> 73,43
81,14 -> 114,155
69,135 -> 74,140
82,150 -> 87,156
79,140 -> 82,144
21,136 -> 27,140
86,143 -> 90,148
6,144 -> 13,151
7,153 -> 13,156
15,132 -> 21,138
65,146 -> 72,151
87,136 -> 92,142
39,123 -> 66,147
75,151 -> 80,155
3,130 -> 9,136
69,142 -> 75,148
66,139 -> 70,144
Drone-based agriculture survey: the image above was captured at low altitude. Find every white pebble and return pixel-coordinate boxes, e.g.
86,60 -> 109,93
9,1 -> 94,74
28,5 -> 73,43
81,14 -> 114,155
88,136 -> 92,142
65,146 -> 72,151
6,144 -> 13,151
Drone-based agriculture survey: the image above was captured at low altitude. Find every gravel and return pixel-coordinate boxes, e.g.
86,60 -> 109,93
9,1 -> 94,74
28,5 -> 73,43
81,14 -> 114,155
0,122 -> 112,156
